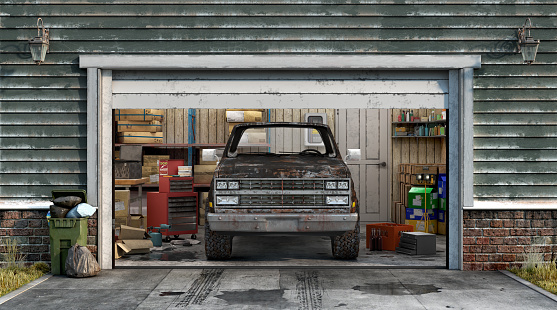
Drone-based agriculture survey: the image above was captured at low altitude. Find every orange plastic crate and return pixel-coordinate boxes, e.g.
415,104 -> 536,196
366,223 -> 414,251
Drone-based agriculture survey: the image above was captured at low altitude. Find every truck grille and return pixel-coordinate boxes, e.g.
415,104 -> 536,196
215,178 -> 350,208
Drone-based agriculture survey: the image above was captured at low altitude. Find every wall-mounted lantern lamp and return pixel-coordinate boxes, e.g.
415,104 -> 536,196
28,18 -> 49,65
517,18 -> 540,65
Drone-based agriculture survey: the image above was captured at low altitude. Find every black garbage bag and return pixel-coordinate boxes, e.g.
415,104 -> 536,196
53,196 -> 82,208
65,243 -> 101,278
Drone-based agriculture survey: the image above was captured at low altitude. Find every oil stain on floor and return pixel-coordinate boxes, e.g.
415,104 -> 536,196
353,283 -> 441,296
215,289 -> 296,309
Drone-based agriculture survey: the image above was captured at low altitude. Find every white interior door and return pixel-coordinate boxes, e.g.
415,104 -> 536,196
337,109 -> 389,223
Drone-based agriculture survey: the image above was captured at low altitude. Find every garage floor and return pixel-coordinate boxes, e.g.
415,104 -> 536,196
116,191 -> 446,268
115,228 -> 446,268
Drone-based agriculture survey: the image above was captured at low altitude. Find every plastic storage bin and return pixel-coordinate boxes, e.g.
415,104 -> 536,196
48,218 -> 88,275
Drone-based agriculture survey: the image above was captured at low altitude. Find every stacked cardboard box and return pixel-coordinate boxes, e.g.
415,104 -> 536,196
115,109 -> 164,143
115,225 -> 153,259
114,190 -> 130,229
396,163 -> 446,229
226,109 -> 267,144
143,155 -> 169,184
405,187 -> 438,233
437,173 -> 447,235
194,165 -> 216,184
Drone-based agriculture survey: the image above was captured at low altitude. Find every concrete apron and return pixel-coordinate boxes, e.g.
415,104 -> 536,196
2,269 -> 556,309
115,229 -> 446,268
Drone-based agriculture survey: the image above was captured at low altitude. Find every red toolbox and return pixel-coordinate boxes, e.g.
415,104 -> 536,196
159,176 -> 194,193
147,192 -> 198,240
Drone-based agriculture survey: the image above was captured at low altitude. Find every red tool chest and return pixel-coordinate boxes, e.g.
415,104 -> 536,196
147,192 -> 198,240
159,176 -> 194,193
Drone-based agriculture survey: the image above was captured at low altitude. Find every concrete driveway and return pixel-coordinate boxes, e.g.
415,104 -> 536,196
1,268 -> 555,309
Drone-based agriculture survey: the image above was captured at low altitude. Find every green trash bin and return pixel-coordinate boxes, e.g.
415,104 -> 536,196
48,218 -> 88,275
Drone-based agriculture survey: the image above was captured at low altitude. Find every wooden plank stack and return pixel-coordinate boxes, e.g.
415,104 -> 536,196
115,109 -> 164,143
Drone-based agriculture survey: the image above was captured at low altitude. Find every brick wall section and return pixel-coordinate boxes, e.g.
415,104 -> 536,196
463,210 -> 557,271
0,210 -> 98,267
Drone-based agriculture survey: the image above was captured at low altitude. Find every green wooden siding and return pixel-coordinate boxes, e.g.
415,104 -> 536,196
1,0 -> 556,204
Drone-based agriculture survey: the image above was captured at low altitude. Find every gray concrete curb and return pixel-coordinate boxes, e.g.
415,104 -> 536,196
500,270 -> 557,303
0,273 -> 53,305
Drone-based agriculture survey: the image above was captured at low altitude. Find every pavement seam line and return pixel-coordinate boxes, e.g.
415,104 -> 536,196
499,270 -> 557,303
388,269 -> 428,310
0,273 -> 53,305
135,269 -> 173,310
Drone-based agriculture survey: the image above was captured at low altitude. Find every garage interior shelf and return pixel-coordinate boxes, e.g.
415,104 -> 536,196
392,119 -> 446,139
114,143 -> 270,148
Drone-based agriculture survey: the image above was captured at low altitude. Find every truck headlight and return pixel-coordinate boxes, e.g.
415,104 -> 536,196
337,181 -> 349,190
228,181 -> 239,190
326,181 -> 337,189
216,181 -> 227,190
216,196 -> 239,205
326,196 -> 349,205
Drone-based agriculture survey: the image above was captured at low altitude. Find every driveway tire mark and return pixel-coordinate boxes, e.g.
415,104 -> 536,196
173,269 -> 224,308
296,271 -> 323,310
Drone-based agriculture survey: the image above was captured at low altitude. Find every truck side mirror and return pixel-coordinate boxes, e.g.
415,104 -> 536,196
345,149 -> 361,162
202,149 -> 219,162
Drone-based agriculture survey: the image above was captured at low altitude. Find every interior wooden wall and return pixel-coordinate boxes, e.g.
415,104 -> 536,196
390,108 -> 447,213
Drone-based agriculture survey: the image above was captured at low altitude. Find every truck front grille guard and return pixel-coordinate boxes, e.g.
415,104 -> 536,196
214,178 -> 351,209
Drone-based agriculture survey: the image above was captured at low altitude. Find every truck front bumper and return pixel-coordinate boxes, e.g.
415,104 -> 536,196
207,213 -> 358,233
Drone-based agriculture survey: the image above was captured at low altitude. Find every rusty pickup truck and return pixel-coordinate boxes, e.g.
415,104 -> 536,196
203,122 -> 360,260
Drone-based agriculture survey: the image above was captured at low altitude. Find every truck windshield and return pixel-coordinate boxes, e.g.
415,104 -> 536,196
231,126 -> 336,157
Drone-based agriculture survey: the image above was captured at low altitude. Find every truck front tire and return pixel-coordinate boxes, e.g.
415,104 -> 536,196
205,222 -> 233,260
331,224 -> 360,259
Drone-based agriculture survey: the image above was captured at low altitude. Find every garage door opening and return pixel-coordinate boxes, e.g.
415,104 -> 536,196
82,54 -> 478,269
113,107 -> 447,268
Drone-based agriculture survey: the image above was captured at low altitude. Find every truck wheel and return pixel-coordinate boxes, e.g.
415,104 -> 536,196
331,224 -> 360,259
205,222 -> 233,260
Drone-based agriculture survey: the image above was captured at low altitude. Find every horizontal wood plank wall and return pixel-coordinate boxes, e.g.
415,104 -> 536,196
1,1 -> 556,206
391,109 -> 447,211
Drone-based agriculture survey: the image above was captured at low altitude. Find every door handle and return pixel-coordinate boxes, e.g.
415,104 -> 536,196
380,162 -> 387,167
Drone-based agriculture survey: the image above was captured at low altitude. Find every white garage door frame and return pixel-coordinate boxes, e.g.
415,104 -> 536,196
80,55 -> 480,270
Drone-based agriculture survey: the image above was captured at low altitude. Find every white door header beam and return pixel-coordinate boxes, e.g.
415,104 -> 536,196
80,55 -> 481,70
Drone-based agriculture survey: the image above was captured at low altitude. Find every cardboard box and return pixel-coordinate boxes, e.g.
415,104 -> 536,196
142,166 -> 159,177
411,165 -> 438,175
117,120 -> 162,132
115,239 -> 153,258
143,155 -> 170,166
194,165 -> 217,184
438,221 -> 446,235
159,160 -> 169,175
438,210 -> 445,223
114,190 -> 130,218
115,109 -> 164,121
119,225 -> 150,240
439,198 -> 446,211
117,132 -> 163,144
407,187 -> 438,209
406,219 -> 438,234
406,208 -> 438,221
129,214 -> 147,230
438,174 -> 447,198
226,111 -> 263,123
115,216 -> 128,229
398,204 -> 406,224
437,165 -> 446,174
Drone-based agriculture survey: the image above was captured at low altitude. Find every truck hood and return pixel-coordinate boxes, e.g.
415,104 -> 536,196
216,155 -> 350,178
